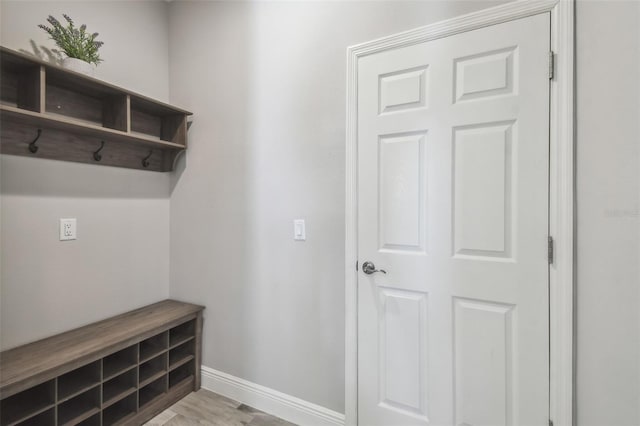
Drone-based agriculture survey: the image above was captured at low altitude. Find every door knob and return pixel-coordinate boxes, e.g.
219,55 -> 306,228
362,261 -> 386,275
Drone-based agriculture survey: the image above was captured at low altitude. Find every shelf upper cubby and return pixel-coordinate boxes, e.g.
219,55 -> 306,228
0,46 -> 193,172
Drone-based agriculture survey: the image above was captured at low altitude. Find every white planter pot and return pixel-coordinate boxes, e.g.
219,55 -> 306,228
62,57 -> 95,77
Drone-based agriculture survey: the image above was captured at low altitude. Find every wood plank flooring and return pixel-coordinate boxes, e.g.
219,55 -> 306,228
145,389 -> 297,426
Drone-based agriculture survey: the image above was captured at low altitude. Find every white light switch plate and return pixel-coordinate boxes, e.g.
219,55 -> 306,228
60,218 -> 77,241
294,219 -> 306,241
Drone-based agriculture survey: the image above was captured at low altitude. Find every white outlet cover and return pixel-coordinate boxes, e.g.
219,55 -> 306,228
59,218 -> 77,241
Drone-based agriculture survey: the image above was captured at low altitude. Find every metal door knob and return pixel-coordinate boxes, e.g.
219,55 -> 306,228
362,261 -> 386,275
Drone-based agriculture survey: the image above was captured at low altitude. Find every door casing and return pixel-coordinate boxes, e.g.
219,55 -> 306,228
344,1 -> 575,425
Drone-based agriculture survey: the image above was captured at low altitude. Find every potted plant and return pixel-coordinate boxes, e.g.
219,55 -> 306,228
38,14 -> 103,76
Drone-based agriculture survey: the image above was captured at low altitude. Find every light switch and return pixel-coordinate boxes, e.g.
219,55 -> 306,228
294,219 -> 306,241
60,218 -> 77,241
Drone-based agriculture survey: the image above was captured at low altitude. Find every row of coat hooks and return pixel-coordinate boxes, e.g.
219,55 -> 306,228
27,128 -> 154,168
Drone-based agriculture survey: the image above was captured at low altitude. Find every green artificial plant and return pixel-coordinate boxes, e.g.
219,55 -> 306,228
38,14 -> 104,65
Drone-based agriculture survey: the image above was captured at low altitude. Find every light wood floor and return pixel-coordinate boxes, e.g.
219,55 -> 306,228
144,389 -> 297,426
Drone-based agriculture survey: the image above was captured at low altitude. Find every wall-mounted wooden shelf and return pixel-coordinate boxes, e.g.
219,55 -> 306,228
0,47 -> 192,172
0,300 -> 204,426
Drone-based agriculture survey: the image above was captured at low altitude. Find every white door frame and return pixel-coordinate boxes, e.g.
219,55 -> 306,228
344,1 -> 575,425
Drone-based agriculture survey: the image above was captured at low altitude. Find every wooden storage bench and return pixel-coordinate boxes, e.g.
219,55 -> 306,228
0,300 -> 204,426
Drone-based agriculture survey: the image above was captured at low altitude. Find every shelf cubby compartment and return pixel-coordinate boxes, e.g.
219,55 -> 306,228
139,353 -> 167,387
103,345 -> 137,381
169,361 -> 195,390
138,375 -> 167,409
169,339 -> 195,371
0,380 -> 55,426
139,331 -> 168,362
130,96 -> 187,146
58,360 -> 101,402
45,67 -> 128,131
102,368 -> 137,408
102,392 -> 136,425
57,386 -> 100,426
14,407 -> 54,426
0,53 -> 42,112
169,319 -> 195,348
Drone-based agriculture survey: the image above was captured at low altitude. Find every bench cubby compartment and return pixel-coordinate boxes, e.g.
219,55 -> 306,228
169,339 -> 195,371
139,353 -> 168,387
103,368 -> 137,408
140,332 -> 168,362
103,345 -> 138,381
14,408 -> 55,426
169,361 -> 195,389
75,413 -> 99,426
58,360 -> 101,402
102,392 -> 136,425
57,385 -> 100,426
139,375 -> 167,409
169,320 -> 195,348
0,380 -> 55,426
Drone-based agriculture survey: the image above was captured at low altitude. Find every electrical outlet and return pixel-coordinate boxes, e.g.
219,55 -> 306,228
59,218 -> 77,241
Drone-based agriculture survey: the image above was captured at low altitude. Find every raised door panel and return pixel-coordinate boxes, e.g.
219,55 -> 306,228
453,121 -> 515,260
454,298 -> 515,426
379,288 -> 429,421
379,131 -> 428,253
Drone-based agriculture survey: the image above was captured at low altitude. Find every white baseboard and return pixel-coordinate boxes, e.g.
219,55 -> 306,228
200,366 -> 345,426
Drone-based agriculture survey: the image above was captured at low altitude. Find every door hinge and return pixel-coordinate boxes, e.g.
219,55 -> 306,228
549,419 -> 554,426
548,236 -> 554,265
356,261 -> 359,271
549,51 -> 555,80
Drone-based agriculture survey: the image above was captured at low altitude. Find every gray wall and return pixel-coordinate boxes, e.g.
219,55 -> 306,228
576,1 -> 640,425
0,1 -> 172,350
167,0 -> 505,413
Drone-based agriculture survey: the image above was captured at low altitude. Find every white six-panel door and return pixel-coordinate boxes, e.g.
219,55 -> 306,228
357,14 -> 551,426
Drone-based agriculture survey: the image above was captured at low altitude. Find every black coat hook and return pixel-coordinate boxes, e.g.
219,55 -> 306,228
28,129 -> 42,153
93,141 -> 105,162
142,150 -> 153,168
